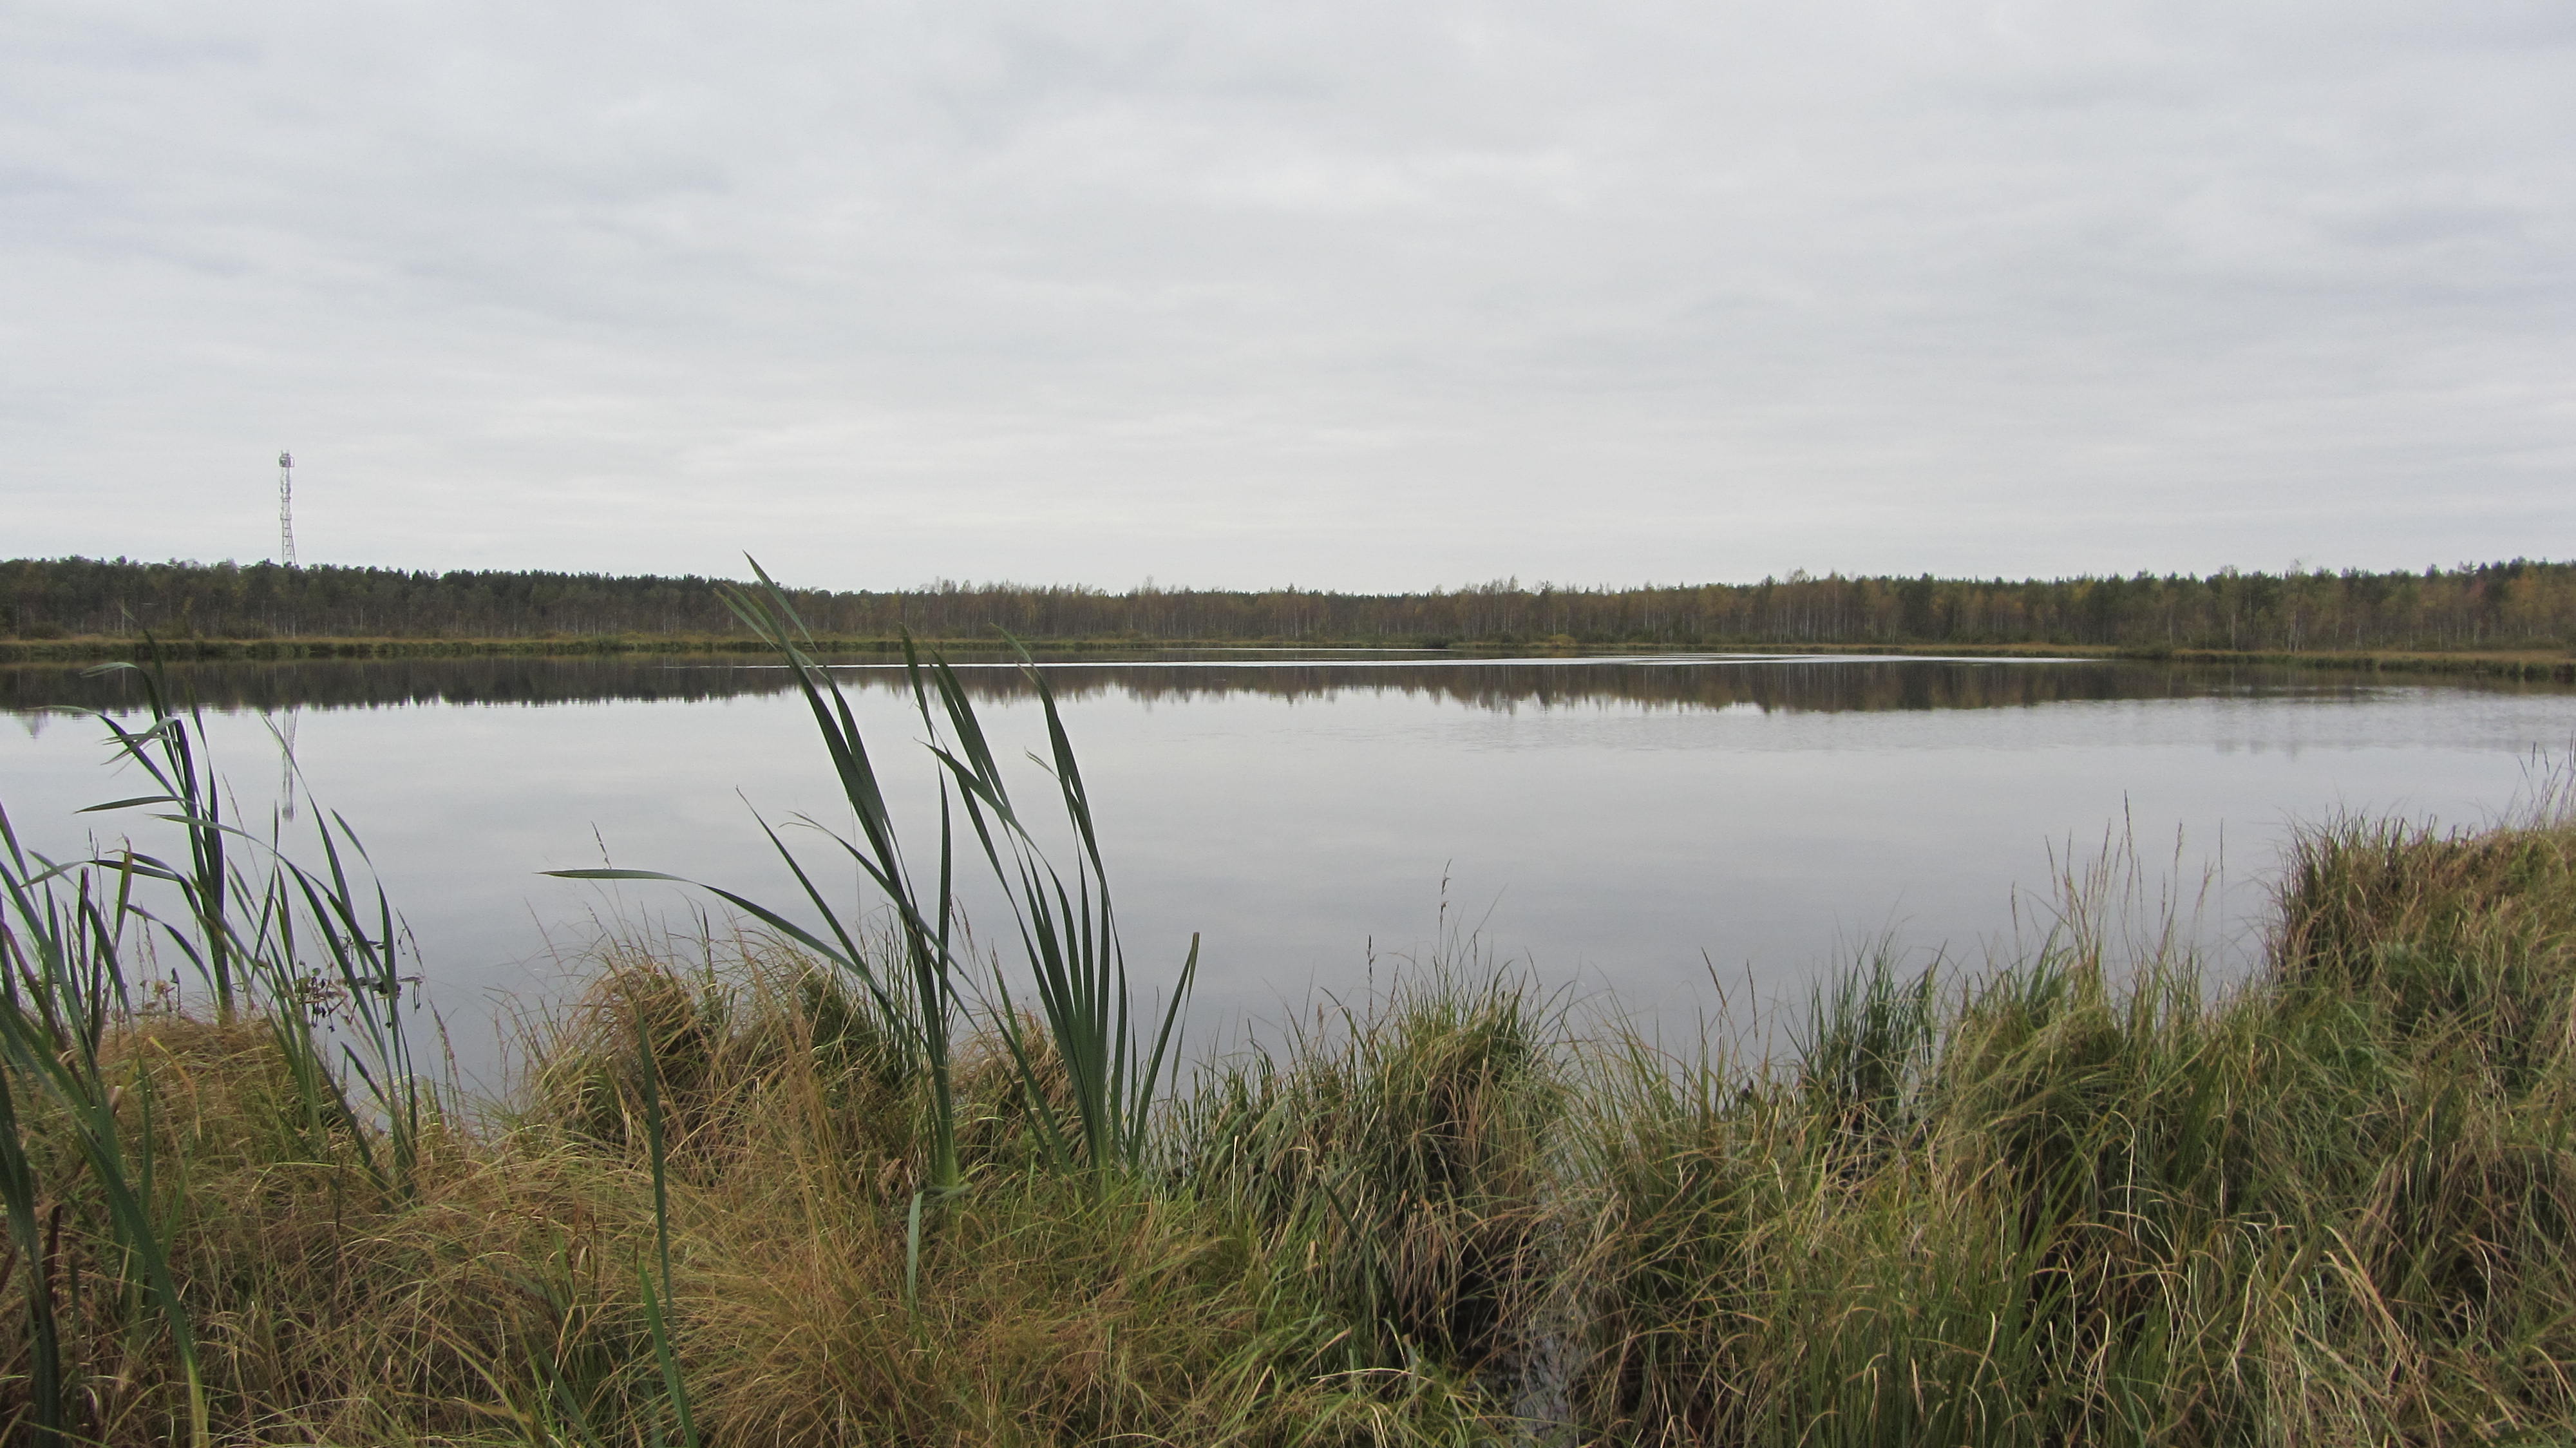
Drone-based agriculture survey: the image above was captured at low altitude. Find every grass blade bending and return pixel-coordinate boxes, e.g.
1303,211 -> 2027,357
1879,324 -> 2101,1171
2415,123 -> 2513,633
545,558 -> 1200,1192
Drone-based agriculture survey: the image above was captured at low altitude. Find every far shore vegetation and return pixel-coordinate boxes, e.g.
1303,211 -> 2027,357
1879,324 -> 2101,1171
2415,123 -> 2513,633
7,575 -> 2576,1443
5,557 -> 2574,680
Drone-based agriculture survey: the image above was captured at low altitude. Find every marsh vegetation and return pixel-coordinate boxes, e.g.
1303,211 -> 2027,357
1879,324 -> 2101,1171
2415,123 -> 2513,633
6,579 -> 2576,1444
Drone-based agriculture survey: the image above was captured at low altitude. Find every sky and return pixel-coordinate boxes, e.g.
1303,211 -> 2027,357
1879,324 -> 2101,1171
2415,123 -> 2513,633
5,1 -> 2571,592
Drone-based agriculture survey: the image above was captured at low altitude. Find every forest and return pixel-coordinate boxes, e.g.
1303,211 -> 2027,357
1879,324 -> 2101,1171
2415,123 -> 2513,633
5,555 -> 2573,653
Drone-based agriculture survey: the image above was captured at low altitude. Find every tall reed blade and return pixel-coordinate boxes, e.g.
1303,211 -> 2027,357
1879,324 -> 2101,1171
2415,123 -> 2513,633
75,662 -> 236,1015
0,944 -> 209,1447
0,650 -> 440,1446
0,957 -> 65,1448
551,558 -> 969,1195
911,632 -> 1198,1177
546,558 -> 1200,1190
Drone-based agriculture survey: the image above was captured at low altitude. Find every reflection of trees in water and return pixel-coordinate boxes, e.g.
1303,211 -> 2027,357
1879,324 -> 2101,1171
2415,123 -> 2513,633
1,656 -> 797,715
1016,661 -> 2391,714
8,655 -> 2545,719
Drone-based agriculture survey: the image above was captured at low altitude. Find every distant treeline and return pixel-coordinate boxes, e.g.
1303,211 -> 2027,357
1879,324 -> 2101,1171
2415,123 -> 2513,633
6,556 -> 2574,653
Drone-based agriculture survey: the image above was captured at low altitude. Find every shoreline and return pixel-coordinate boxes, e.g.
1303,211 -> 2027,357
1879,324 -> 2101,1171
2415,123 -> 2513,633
4,631 -> 2571,680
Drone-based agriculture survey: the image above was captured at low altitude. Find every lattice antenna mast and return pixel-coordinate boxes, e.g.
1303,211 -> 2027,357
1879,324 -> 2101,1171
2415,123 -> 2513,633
278,451 -> 298,567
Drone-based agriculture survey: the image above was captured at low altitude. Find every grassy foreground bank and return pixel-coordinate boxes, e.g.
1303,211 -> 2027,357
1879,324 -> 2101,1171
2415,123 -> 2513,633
9,628 -> 2576,1444
13,813 -> 2576,1443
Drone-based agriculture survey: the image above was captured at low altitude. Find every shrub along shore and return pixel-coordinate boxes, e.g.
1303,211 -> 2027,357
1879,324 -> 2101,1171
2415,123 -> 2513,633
8,590 -> 2576,1445
4,631 -> 2572,683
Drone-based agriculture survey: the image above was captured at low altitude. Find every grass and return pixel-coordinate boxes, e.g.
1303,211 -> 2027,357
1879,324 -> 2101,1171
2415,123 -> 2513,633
6,604 -> 2576,1442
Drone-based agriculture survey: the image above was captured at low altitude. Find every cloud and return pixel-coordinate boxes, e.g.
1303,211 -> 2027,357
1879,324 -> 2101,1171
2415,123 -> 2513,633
5,0 -> 2571,587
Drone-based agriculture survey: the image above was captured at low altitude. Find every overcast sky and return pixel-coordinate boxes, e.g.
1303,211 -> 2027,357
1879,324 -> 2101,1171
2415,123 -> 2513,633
5,1 -> 2571,590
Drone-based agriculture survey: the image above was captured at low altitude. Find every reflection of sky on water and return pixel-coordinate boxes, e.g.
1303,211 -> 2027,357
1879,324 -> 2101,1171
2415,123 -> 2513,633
3,656 -> 2571,1087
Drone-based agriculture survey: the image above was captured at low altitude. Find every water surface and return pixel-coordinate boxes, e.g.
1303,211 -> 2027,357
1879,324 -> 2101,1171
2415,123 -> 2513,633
5,652 -> 2569,1077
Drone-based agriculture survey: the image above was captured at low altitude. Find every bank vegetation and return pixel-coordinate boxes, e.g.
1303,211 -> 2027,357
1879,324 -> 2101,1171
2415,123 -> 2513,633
6,593 -> 2576,1444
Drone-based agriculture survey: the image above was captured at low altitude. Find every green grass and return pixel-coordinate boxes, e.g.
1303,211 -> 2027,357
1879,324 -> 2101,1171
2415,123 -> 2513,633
7,608 -> 2576,1443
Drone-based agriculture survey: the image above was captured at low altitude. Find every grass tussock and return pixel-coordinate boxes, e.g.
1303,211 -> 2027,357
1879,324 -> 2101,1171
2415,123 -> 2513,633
6,947 -> 1499,1445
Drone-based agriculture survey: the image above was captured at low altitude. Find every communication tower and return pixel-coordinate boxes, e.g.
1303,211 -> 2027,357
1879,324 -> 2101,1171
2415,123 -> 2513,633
278,451 -> 298,567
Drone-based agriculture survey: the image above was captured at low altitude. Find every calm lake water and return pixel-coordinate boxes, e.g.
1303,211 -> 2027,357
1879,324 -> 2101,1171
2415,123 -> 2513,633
5,652 -> 2571,1078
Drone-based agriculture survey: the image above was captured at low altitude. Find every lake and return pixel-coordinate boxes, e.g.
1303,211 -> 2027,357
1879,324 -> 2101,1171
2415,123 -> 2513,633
4,651 -> 2570,1081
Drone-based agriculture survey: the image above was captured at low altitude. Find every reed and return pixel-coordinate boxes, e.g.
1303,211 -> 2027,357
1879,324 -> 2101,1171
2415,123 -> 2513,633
0,658 -> 437,1445
549,559 -> 1198,1192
